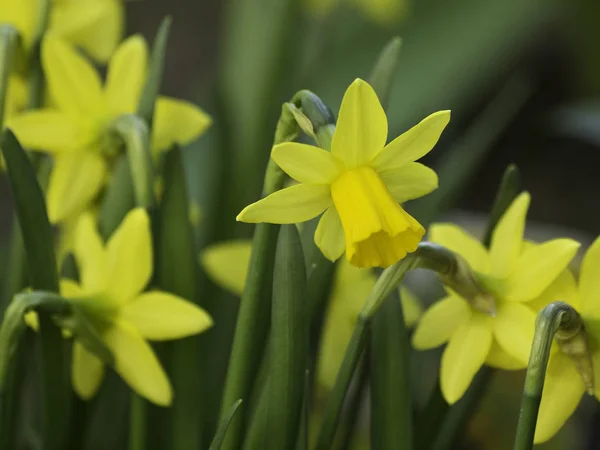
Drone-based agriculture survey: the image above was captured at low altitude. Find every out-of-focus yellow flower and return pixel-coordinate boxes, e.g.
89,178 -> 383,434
0,0 -> 122,61
237,79 -> 449,269
60,208 -> 212,405
532,236 -> 600,443
305,0 -> 408,26
412,193 -> 580,404
9,36 -> 212,223
201,239 -> 422,390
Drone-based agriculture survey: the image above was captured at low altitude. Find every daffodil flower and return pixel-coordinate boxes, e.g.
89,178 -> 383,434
529,236 -> 600,443
57,208 -> 212,405
201,239 -> 422,390
9,35 -> 212,223
305,0 -> 407,25
412,192 -> 580,404
237,79 -> 449,269
0,0 -> 122,61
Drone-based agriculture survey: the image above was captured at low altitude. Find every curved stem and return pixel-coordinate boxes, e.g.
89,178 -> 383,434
513,301 -> 584,450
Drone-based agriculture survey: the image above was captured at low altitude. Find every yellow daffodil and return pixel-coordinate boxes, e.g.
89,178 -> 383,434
412,192 -> 580,404
0,0 -> 122,61
9,35 -> 212,223
201,239 -> 422,390
61,208 -> 212,405
530,236 -> 600,443
305,0 -> 408,25
237,79 -> 449,269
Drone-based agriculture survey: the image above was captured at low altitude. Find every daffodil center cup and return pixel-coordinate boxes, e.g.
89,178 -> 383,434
330,166 -> 425,268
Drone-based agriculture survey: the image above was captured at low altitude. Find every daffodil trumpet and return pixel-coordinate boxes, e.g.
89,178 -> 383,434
514,301 -> 589,450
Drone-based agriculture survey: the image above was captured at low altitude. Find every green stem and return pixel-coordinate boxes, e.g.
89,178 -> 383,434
0,25 -> 18,128
128,395 -> 147,450
513,302 -> 583,450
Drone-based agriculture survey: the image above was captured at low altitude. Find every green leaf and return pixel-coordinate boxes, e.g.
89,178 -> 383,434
209,399 -> 243,450
137,16 -> 172,126
267,224 -> 307,450
155,147 -> 204,450
98,155 -> 135,240
368,36 -> 402,110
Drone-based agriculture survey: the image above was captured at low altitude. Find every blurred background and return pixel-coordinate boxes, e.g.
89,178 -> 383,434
5,0 -> 600,448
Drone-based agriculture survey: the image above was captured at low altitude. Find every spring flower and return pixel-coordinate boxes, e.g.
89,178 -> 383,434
237,79 -> 449,269
531,236 -> 600,443
9,35 -> 212,223
412,192 -> 580,404
201,239 -> 422,390
305,0 -> 408,25
61,208 -> 211,405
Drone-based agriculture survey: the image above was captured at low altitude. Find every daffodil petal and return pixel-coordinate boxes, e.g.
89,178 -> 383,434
7,109 -> 89,152
105,35 -> 148,115
492,302 -> 536,364
237,184 -> 332,224
0,0 -> 36,48
372,110 -> 450,171
400,286 -> 422,328
378,162 -> 438,204
43,37 -> 104,116
60,278 -> 84,297
6,76 -> 27,119
102,321 -> 172,406
506,239 -> 580,302
152,97 -> 212,152
315,207 -> 345,262
51,0 -> 124,62
47,152 -> 106,223
489,192 -> 530,278
271,142 -> 342,184
429,223 -> 489,273
74,212 -> 106,293
579,236 -> 600,318
331,79 -> 387,168
105,209 -> 152,303
527,269 -> 579,312
201,240 -> 252,296
440,312 -> 492,404
534,352 -> 585,444
72,341 -> 105,400
485,340 -> 526,370
122,291 -> 212,341
412,295 -> 471,350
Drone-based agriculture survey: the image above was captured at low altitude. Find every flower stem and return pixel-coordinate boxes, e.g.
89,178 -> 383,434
128,395 -> 147,450
513,302 -> 584,450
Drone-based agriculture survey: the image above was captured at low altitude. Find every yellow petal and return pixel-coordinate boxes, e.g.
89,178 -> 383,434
122,291 -> 212,341
355,0 -> 407,24
399,286 -> 422,328
5,76 -> 27,119
102,321 -> 172,406
378,162 -> 438,204
332,166 -> 424,268
271,142 -> 343,184
72,341 -> 105,400
105,209 -> 152,303
485,340 -> 526,370
492,302 -> 537,365
47,152 -> 106,223
314,207 -> 345,262
43,37 -> 104,116
152,97 -> 212,152
372,111 -> 450,171
580,235 -> 600,318
237,184 -> 332,224
331,79 -> 387,168
506,239 -> 580,302
412,295 -> 471,350
534,352 -> 585,444
440,312 -> 492,404
429,223 -> 489,273
105,35 -> 148,115
61,278 -> 84,297
527,268 -> 579,312
7,109 -> 91,152
201,240 -> 252,296
50,0 -> 124,62
489,192 -> 530,278
0,0 -> 36,48
74,212 -> 106,293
